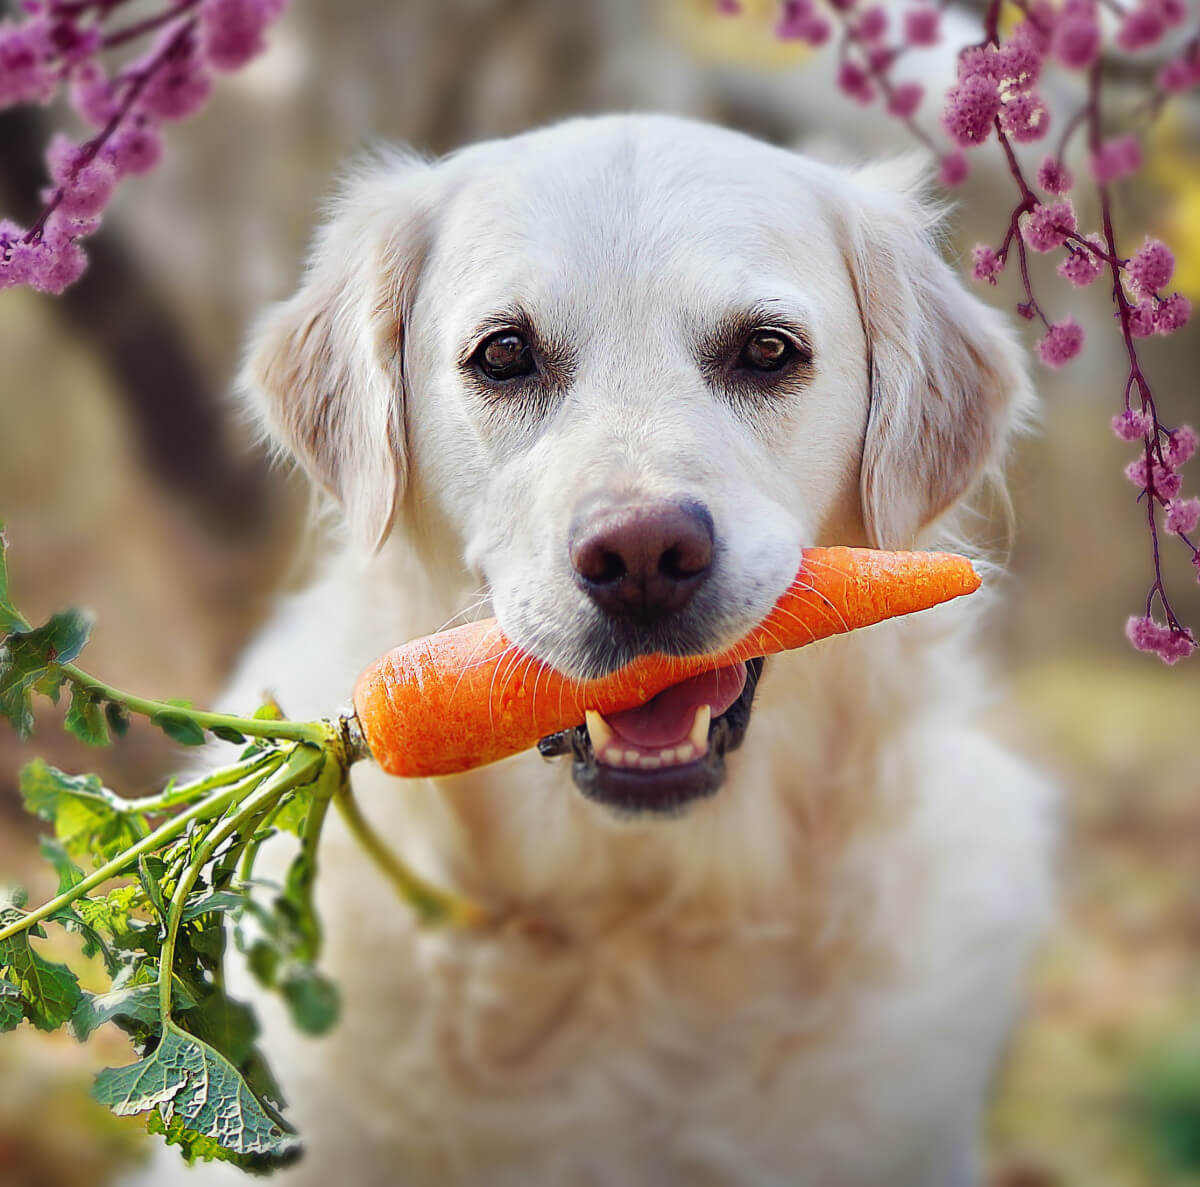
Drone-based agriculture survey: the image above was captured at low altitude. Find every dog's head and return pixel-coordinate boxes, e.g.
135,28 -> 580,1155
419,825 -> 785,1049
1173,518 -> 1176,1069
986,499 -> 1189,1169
244,115 -> 1030,818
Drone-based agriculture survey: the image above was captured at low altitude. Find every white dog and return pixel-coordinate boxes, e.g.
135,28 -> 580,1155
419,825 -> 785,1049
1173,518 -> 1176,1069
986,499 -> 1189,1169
146,115 -> 1053,1187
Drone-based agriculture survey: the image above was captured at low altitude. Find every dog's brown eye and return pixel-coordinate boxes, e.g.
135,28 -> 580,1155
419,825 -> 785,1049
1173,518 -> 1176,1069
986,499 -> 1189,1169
474,331 -> 535,382
737,330 -> 799,373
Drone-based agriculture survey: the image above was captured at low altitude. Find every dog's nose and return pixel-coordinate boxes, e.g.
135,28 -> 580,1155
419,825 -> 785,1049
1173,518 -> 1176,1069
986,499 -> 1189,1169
569,499 -> 714,622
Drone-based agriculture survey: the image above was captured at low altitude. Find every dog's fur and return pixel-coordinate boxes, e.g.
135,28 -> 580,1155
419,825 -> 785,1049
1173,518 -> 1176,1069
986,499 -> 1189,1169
145,116 -> 1054,1187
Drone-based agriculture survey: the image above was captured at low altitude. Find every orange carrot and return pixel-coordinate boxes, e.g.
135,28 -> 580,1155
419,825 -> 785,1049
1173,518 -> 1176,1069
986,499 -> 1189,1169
352,547 -> 980,778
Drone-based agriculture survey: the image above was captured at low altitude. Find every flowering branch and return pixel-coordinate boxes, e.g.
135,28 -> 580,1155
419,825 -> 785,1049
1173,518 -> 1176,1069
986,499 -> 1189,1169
0,0 -> 287,293
728,0 -> 1200,662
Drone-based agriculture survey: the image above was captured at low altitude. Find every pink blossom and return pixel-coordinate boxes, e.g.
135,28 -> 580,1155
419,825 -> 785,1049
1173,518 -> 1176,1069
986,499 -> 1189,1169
993,24 -> 1044,88
1022,201 -> 1077,252
1037,317 -> 1084,368
1158,55 -> 1200,93
57,158 -> 116,219
802,16 -> 832,45
971,244 -> 1003,285
1090,135 -> 1142,183
103,120 -> 164,177
776,0 -> 814,38
1165,426 -> 1198,468
776,0 -> 830,45
1128,299 -> 1157,338
1153,0 -> 1188,26
21,229 -> 88,295
0,15 -> 56,107
200,0 -> 286,72
137,36 -> 213,122
1057,239 -> 1105,286
1053,13 -> 1101,69
45,133 -> 85,186
855,6 -> 888,41
68,61 -> 118,128
1000,91 -> 1050,143
1166,498 -> 1200,536
0,219 -> 31,289
957,45 -> 997,82
1154,293 -> 1191,335
1127,238 -> 1174,296
1112,408 -> 1153,441
1036,155 -> 1073,194
943,74 -> 1001,147
837,60 -> 875,105
867,45 -> 895,72
1126,616 -> 1196,664
939,151 -> 969,186
887,81 -> 923,119
1116,3 -> 1166,51
902,6 -> 940,46
1126,455 -> 1182,500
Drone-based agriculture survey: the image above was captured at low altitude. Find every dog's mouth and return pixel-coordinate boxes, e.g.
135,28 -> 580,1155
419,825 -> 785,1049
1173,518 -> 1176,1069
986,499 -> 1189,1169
537,657 -> 764,817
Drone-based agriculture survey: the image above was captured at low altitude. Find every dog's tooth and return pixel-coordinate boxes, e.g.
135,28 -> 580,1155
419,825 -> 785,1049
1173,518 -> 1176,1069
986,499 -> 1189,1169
585,709 -> 613,753
638,756 -> 662,770
676,742 -> 695,762
600,745 -> 624,766
659,748 -> 677,763
623,749 -> 640,765
689,705 -> 712,753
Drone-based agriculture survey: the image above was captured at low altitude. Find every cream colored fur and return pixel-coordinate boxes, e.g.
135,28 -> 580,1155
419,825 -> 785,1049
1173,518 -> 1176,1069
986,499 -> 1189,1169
138,116 -> 1054,1187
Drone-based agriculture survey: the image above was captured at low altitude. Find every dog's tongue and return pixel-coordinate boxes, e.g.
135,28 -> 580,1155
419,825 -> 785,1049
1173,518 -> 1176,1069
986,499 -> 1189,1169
605,663 -> 748,749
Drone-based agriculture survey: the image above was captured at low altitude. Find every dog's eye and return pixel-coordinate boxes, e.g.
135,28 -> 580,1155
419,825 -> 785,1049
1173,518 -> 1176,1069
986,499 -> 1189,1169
473,331 -> 536,382
736,330 -> 801,373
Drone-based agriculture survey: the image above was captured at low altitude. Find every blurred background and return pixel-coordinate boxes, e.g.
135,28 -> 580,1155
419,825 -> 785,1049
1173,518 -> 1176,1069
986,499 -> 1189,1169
1,1 -> 1198,1184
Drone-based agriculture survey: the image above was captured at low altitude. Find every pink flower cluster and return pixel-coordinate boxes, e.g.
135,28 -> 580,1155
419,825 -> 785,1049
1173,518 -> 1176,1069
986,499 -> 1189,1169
1158,38 -> 1200,92
1036,316 -> 1083,368
0,0 -> 287,294
943,14 -> 1051,151
1126,616 -> 1196,664
770,0 -> 1200,661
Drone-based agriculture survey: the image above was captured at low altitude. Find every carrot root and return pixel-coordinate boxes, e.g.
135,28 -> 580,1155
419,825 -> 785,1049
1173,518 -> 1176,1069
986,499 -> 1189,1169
352,547 -> 980,778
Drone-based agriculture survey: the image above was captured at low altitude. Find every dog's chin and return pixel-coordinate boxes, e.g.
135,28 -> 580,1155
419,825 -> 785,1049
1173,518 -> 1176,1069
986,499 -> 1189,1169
537,657 -> 764,819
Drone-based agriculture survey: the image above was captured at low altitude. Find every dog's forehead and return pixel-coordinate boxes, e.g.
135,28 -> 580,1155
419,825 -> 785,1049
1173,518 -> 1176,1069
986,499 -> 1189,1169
422,118 -> 848,337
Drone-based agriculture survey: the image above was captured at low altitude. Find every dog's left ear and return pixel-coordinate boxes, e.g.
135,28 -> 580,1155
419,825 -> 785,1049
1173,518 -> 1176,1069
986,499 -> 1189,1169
241,153 -> 436,553
842,161 -> 1033,547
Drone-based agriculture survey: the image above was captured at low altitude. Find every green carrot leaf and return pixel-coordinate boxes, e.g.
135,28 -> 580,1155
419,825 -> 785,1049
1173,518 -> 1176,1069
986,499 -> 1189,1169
93,1022 -> 301,1166
0,977 -> 23,1032
72,978 -> 196,1043
20,758 -> 150,864
66,686 -> 111,746
151,711 -> 207,748
0,903 -> 84,1032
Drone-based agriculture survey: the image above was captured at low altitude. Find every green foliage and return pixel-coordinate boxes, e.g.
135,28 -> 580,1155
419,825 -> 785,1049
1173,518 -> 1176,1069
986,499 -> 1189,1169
1129,1026 -> 1200,1176
0,526 -> 447,1172
73,980 -> 195,1043
1,609 -> 92,737
0,902 -> 83,1032
94,1023 -> 301,1167
66,686 -> 111,746
151,711 -> 208,747
21,759 -> 150,864
0,977 -> 25,1032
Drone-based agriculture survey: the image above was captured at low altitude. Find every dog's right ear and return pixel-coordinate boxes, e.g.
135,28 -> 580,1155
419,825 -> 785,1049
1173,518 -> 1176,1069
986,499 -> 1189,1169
241,152 -> 436,553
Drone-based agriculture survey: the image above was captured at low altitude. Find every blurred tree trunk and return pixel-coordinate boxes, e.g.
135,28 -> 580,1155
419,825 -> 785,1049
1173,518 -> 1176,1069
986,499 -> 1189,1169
0,107 -> 269,540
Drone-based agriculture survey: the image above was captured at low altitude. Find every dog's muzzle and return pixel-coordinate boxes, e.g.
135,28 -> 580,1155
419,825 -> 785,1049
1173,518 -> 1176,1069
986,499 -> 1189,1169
537,657 -> 764,816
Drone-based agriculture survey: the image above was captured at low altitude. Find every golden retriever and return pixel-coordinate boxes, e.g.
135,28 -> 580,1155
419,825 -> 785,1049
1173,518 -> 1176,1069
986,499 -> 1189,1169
142,114 -> 1053,1187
